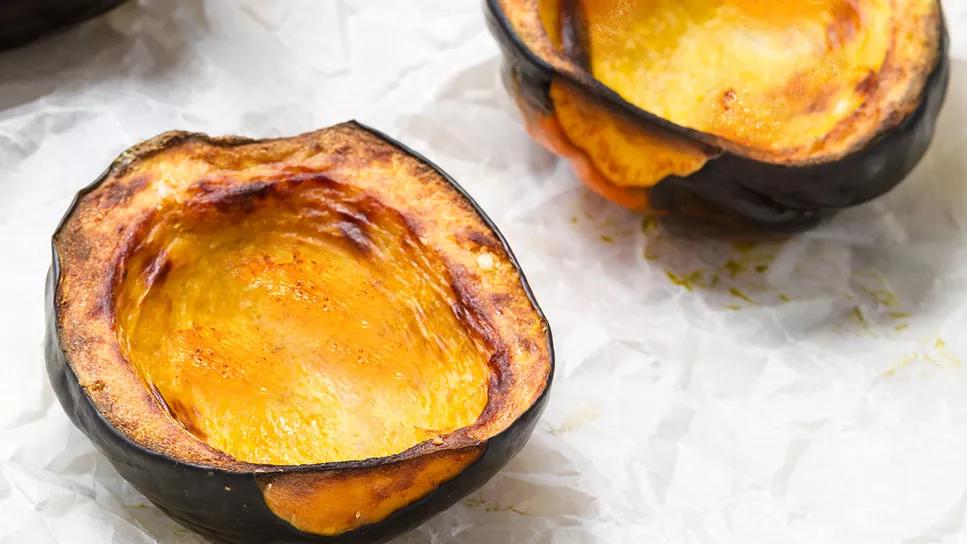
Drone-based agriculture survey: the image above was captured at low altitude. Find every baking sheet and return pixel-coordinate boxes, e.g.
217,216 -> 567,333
2,1 -> 967,542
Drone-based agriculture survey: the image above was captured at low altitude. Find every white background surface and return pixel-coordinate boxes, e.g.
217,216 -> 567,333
2,1 -> 967,542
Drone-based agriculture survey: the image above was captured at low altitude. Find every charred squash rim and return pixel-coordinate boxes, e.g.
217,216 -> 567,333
46,121 -> 553,541
486,0 -> 945,165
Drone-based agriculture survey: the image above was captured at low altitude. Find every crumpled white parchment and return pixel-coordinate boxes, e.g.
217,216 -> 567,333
2,1 -> 967,542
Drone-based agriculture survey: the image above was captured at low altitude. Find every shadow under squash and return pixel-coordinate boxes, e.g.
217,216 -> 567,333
565,60 -> 967,339
0,1 -> 201,113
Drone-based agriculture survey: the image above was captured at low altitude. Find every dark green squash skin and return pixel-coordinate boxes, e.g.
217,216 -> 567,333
0,0 -> 127,50
485,0 -> 950,232
44,123 -> 554,544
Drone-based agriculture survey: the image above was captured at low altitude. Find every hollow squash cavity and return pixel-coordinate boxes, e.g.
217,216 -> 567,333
565,0 -> 936,158
115,181 -> 492,466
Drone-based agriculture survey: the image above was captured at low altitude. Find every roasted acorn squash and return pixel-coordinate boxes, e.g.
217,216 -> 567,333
487,0 -> 949,230
46,122 -> 553,543
0,0 -> 126,49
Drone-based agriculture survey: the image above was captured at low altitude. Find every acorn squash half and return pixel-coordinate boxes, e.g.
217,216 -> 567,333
0,0 -> 126,50
486,0 -> 949,230
45,122 -> 553,543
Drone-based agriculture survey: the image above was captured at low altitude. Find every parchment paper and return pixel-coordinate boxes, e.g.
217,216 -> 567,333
2,1 -> 967,542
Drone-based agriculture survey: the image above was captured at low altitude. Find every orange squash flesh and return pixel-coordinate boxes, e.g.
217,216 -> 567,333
510,74 -> 651,210
116,183 -> 491,466
260,447 -> 483,535
550,79 -> 710,189
574,0 -> 937,160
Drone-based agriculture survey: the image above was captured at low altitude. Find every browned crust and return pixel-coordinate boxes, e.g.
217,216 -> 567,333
53,122 -> 552,472
495,0 -> 943,164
